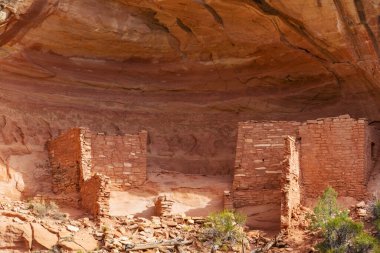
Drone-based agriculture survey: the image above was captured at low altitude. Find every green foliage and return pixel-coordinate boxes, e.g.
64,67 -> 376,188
318,213 -> 362,252
349,232 -> 380,253
373,201 -> 380,220
312,186 -> 340,229
313,187 -> 380,253
375,219 -> 380,234
372,200 -> 380,237
201,210 -> 246,250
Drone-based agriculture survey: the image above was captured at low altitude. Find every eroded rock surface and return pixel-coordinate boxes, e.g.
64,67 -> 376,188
0,0 -> 378,196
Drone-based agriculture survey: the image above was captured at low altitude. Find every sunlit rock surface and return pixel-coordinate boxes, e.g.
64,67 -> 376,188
0,0 -> 379,197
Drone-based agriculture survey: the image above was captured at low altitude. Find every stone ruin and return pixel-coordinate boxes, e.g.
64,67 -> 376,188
48,127 -> 148,218
233,115 -> 380,230
46,115 -> 380,231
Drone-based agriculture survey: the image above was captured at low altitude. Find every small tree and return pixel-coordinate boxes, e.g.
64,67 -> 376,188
312,187 -> 380,253
318,213 -> 362,252
312,186 -> 340,229
201,210 -> 246,252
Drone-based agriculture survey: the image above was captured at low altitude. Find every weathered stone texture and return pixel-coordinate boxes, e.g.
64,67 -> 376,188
233,115 -> 379,211
80,128 -> 92,182
232,121 -> 300,208
49,128 -> 147,217
49,129 -> 147,191
48,128 -> 82,194
299,115 -> 369,198
281,137 -> 301,230
91,130 -> 147,189
366,122 -> 380,183
223,190 -> 233,210
155,195 -> 174,217
80,173 -> 111,218
232,115 -> 380,230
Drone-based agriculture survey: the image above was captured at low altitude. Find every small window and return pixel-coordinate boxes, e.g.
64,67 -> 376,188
371,142 -> 376,160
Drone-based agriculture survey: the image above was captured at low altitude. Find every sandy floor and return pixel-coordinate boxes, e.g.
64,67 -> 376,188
109,172 -> 232,217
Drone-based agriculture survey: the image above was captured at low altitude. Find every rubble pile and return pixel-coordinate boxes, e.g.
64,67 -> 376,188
0,198 -> 337,252
154,195 -> 174,217
0,198 -> 260,252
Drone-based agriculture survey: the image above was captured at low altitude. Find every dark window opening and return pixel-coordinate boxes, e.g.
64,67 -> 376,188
371,142 -> 376,161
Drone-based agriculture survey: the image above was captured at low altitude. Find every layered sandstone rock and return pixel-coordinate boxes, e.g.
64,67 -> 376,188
0,0 -> 378,197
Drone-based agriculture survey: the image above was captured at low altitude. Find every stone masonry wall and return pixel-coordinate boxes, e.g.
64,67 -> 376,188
91,130 -> 147,189
299,115 -> 368,199
281,136 -> 301,231
80,173 -> 111,218
48,128 -> 82,194
79,128 -> 92,182
367,123 -> 380,183
232,121 -> 300,208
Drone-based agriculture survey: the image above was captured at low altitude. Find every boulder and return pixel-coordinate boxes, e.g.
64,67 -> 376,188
31,223 -> 58,250
0,222 -> 32,251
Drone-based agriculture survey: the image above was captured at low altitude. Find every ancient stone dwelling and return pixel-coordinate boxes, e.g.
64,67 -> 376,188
48,128 -> 148,217
47,115 -> 380,231
232,115 -> 380,229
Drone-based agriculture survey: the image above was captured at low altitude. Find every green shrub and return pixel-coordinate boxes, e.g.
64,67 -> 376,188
318,213 -> 362,252
373,201 -> 380,220
375,219 -> 380,234
372,200 -> 380,237
313,188 -> 380,253
349,232 -> 379,253
201,210 -> 246,250
312,186 -> 340,229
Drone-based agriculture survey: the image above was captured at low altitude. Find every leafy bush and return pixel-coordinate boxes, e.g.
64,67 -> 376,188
311,186 -> 340,229
373,201 -> 380,220
312,187 -> 380,253
349,232 -> 380,253
201,210 -> 246,251
375,220 -> 380,234
318,213 -> 362,252
372,200 -> 380,237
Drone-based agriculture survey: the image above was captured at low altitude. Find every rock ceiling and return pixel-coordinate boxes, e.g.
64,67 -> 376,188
0,0 -> 379,115
0,0 -> 379,196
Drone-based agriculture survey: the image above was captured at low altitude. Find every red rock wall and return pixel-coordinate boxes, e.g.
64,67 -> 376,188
281,136 -> 301,230
48,128 -> 82,194
299,115 -> 369,199
91,130 -> 147,189
232,121 -> 300,208
80,173 -> 111,218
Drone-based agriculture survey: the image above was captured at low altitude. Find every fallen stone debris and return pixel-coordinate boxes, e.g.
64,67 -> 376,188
0,197 -> 311,252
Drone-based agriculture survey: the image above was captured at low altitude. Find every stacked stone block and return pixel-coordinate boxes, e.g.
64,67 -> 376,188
80,173 -> 111,218
91,130 -> 147,189
155,195 -> 174,217
366,122 -> 380,185
79,128 -> 92,182
299,115 -> 369,198
281,136 -> 301,230
233,115 -> 376,216
48,128 -> 148,218
232,121 -> 300,208
48,128 -> 82,194
223,190 -> 234,210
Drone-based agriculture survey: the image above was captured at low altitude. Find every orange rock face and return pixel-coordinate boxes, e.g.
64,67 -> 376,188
0,0 -> 379,197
